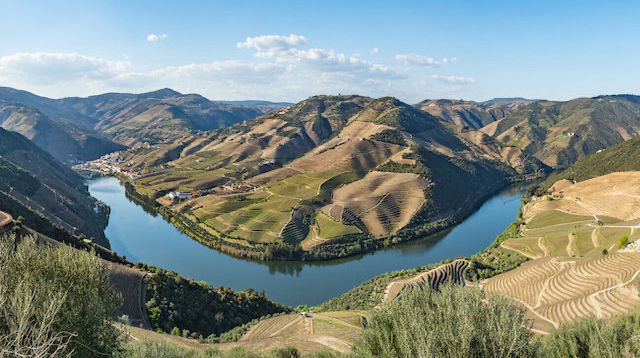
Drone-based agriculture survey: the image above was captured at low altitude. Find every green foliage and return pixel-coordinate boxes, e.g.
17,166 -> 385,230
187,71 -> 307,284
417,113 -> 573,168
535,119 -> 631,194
301,172 -> 359,206
354,284 -> 538,358
316,258 -> 458,311
0,234 -> 122,357
118,338 -> 258,358
119,339 -> 332,358
466,221 -> 528,281
369,129 -> 407,146
144,269 -> 290,338
541,312 -> 640,357
602,248 -> 609,255
617,235 -> 629,249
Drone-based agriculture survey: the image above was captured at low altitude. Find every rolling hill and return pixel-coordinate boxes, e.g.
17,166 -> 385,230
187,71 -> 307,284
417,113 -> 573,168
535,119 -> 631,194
116,95 -> 543,260
0,87 -> 280,160
0,102 -> 124,163
59,89 -> 267,146
0,127 -> 109,246
482,95 -> 640,168
414,98 -> 531,129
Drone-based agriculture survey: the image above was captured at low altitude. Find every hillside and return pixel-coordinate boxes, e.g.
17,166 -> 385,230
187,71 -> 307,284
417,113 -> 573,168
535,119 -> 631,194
59,89 -> 265,146
0,216 -> 289,352
481,172 -> 640,332
110,95 -> 543,261
414,98 -> 530,129
0,127 -> 109,246
0,102 -> 124,163
534,136 -> 640,193
484,95 -> 640,168
0,87 -> 275,158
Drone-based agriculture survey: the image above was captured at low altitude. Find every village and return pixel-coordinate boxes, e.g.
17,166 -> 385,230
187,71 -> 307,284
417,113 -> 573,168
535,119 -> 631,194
73,152 -> 142,179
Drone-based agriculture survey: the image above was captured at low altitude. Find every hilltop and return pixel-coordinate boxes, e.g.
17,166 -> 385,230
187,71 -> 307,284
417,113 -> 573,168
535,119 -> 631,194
0,87 -> 281,160
415,98 -> 530,129
482,95 -> 640,168
113,94 -> 543,260
0,102 -> 124,163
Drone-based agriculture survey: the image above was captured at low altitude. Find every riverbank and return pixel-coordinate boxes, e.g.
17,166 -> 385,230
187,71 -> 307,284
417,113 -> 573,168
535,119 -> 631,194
88,176 -> 526,306
117,172 -> 536,262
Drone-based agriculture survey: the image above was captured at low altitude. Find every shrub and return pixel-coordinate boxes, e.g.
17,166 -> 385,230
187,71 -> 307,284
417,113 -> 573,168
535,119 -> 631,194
602,248 -> 609,255
618,235 -> 630,249
354,284 -> 538,358
270,347 -> 300,358
541,313 -> 640,357
0,234 -> 122,357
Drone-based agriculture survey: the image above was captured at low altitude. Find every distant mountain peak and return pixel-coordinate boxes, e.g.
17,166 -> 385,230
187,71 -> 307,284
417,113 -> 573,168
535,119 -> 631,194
140,88 -> 182,99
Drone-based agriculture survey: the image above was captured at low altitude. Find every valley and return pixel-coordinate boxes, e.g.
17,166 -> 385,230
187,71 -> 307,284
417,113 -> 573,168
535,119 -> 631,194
4,86 -> 640,355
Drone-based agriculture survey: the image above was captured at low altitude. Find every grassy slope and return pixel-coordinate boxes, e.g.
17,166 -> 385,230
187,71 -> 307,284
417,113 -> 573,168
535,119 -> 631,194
0,127 -> 109,245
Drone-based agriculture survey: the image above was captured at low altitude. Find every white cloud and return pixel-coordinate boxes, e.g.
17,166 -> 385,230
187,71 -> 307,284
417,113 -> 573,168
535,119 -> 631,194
0,36 -> 472,102
237,34 -> 307,57
147,33 -> 168,42
431,74 -> 475,84
0,52 -> 130,84
395,54 -> 457,67
371,47 -> 379,54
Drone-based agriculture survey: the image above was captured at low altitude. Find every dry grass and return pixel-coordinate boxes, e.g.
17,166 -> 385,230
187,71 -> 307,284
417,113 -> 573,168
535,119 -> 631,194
324,171 -> 427,236
487,172 -> 640,332
481,253 -> 640,332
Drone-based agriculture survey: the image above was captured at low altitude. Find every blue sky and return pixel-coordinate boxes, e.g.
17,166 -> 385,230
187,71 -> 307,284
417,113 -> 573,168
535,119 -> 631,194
0,0 -> 638,103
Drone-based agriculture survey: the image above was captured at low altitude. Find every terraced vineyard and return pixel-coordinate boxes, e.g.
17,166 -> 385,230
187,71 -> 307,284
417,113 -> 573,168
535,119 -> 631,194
482,253 -> 640,332
382,259 -> 469,303
484,172 -> 640,332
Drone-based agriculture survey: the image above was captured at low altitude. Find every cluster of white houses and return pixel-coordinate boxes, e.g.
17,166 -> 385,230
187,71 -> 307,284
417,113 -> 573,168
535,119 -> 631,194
167,191 -> 201,201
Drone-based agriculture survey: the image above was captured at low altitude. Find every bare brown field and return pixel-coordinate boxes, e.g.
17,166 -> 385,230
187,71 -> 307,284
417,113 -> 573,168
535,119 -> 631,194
288,138 -> 403,173
324,171 -> 427,236
523,172 -> 640,221
482,253 -> 640,332
227,312 -> 363,354
382,260 -> 469,304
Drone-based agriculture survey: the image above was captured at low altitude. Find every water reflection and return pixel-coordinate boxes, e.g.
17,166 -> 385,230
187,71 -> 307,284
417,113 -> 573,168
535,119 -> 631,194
89,176 -> 525,306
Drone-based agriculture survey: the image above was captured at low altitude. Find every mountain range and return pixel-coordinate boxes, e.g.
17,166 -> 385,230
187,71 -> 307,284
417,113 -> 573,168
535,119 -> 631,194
0,87 -> 289,162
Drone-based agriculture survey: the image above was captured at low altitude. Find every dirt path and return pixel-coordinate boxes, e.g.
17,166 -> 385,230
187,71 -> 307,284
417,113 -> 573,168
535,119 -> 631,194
566,233 -> 577,257
591,228 -> 601,248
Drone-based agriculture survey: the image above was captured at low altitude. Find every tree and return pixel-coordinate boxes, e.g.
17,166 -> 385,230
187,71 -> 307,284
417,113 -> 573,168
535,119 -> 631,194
0,234 -> 123,357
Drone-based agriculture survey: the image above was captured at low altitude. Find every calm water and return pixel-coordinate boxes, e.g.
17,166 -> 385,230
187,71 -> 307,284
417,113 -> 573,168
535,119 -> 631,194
88,176 -> 524,306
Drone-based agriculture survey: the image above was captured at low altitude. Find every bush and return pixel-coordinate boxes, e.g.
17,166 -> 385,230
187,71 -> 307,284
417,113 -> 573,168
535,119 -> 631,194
541,313 -> 640,357
0,234 -> 122,357
354,284 -> 538,358
618,235 -> 630,249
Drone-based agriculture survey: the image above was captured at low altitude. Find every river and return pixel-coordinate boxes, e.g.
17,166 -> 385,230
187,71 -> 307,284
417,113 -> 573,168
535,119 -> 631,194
88,176 -> 524,306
